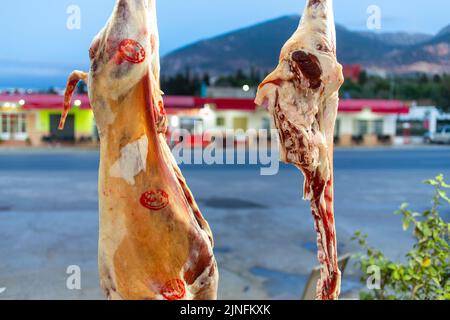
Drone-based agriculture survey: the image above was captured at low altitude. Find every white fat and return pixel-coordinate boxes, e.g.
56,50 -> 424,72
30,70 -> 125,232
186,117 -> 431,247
109,135 -> 148,185
90,101 -> 116,138
299,0 -> 336,51
281,82 -> 319,129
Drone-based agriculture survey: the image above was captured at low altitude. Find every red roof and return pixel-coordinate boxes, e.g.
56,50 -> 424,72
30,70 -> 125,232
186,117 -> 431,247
195,97 -> 256,111
0,94 -> 91,110
0,94 -> 409,114
339,99 -> 409,114
164,96 -> 196,109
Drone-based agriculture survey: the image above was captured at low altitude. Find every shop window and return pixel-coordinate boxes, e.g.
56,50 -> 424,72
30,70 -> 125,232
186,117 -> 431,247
262,118 -> 271,131
1,114 -> 7,133
180,117 -> 203,134
396,121 -> 427,136
374,120 -> 383,135
21,114 -> 27,133
356,120 -> 368,135
216,117 -> 225,127
0,113 -> 27,139
233,117 -> 248,131
10,114 -> 17,134
335,119 -> 341,137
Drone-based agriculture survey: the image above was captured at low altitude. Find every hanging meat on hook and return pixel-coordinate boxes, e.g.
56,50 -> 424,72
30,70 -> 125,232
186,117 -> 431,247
255,0 -> 344,300
59,0 -> 218,300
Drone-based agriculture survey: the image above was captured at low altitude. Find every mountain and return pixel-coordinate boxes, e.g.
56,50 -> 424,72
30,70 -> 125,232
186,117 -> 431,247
437,24 -> 450,37
161,16 -> 450,76
162,15 -> 300,77
357,32 -> 433,46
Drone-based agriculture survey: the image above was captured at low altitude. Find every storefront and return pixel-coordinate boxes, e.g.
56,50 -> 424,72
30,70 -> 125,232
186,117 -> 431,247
335,100 -> 408,146
0,94 -> 409,147
0,94 -> 95,146
0,110 -> 27,142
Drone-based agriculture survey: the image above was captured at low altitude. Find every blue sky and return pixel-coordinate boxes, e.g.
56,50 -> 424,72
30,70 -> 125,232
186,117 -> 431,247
0,0 -> 448,88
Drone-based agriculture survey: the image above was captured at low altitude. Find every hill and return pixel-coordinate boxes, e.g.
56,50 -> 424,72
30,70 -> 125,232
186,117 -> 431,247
161,16 -> 450,76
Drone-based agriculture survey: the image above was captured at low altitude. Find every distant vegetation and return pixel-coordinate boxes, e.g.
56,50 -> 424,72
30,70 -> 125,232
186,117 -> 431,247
161,69 -> 210,96
342,72 -> 450,112
160,68 -> 450,112
213,67 -> 263,88
160,68 -> 263,96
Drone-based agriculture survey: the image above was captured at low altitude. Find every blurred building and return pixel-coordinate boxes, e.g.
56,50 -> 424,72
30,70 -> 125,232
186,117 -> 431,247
334,99 -> 408,146
398,105 -> 450,133
0,93 -> 409,147
342,64 -> 362,82
395,105 -> 450,144
0,94 -> 93,146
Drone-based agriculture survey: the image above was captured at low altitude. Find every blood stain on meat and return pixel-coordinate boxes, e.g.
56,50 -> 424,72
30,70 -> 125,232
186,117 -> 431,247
291,50 -> 322,89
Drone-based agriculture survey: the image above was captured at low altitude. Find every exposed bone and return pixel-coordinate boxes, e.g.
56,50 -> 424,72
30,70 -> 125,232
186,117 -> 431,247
255,0 -> 344,300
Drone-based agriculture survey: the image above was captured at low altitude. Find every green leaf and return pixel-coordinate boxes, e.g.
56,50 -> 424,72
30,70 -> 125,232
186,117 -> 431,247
400,203 -> 409,211
403,275 -> 412,281
437,189 -> 450,203
424,179 -> 438,186
359,292 -> 375,300
393,270 -> 400,280
353,231 -> 361,238
402,218 -> 411,231
432,278 -> 441,286
422,225 -> 432,237
429,267 -> 438,277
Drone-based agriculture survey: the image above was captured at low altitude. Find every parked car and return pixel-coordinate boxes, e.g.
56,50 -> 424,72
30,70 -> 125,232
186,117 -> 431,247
424,126 -> 450,144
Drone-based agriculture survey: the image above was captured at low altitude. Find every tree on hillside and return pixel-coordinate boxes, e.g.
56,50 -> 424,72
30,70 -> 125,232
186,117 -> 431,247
160,67 -> 450,112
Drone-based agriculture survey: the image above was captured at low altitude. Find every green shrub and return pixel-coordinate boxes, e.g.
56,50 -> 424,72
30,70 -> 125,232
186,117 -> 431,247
352,175 -> 450,300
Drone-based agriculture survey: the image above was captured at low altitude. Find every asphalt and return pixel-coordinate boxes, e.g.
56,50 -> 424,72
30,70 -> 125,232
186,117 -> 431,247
0,146 -> 449,300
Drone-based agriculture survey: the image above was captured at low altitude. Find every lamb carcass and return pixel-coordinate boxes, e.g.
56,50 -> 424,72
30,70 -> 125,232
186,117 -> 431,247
59,0 -> 218,300
255,0 -> 344,300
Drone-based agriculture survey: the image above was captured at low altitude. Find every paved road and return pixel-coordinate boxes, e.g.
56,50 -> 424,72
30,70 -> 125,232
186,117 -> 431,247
0,147 -> 449,300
